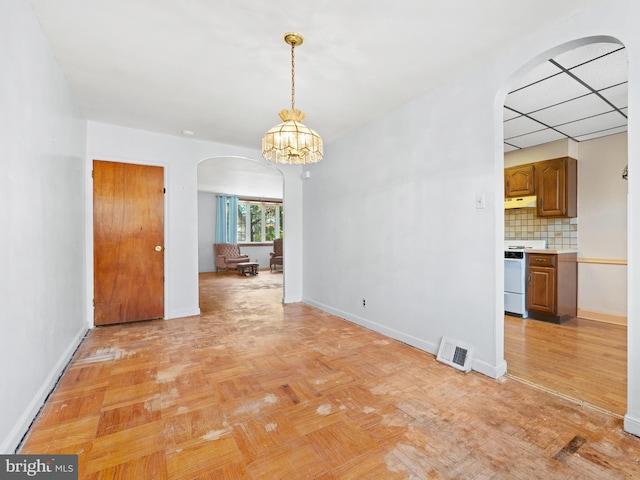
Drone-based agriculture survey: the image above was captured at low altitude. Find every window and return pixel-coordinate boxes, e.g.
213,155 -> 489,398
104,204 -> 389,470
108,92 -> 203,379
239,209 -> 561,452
237,200 -> 283,243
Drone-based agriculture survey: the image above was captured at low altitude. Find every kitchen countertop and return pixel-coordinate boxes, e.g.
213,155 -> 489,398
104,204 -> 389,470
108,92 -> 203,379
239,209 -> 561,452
526,249 -> 578,254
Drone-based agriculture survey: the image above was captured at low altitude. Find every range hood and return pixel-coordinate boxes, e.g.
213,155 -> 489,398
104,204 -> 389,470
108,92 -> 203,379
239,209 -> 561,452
504,195 -> 537,209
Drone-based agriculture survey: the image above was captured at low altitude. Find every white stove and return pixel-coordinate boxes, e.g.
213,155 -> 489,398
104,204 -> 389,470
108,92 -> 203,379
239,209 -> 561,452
504,240 -> 546,317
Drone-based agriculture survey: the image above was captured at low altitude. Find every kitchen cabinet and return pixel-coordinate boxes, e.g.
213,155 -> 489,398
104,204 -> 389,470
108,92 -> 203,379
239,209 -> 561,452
505,164 -> 535,198
535,157 -> 577,218
527,252 -> 577,323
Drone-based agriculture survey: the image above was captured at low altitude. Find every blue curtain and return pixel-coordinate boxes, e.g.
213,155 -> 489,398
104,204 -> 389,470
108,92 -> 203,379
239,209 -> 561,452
215,195 -> 228,243
215,195 -> 239,243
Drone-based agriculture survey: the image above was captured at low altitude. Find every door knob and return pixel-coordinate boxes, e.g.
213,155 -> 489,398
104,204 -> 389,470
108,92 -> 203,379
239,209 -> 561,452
155,246 -> 163,252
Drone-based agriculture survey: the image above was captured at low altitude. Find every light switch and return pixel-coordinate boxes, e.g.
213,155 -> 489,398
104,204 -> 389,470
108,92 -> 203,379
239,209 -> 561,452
475,193 -> 486,209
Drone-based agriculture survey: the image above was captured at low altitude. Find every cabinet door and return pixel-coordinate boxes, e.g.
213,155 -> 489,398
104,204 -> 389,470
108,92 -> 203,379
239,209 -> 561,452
527,266 -> 556,314
537,158 -> 566,217
505,164 -> 535,197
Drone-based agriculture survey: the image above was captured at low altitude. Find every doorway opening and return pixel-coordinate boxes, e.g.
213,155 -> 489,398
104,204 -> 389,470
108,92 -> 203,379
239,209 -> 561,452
197,156 -> 285,307
501,38 -> 628,416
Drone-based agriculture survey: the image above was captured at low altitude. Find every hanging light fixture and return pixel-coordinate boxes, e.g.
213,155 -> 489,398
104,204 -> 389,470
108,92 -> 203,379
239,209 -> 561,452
262,33 -> 323,164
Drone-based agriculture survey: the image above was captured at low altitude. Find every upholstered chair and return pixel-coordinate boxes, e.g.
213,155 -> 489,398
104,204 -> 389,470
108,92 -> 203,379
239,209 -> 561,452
270,237 -> 283,272
214,243 -> 250,271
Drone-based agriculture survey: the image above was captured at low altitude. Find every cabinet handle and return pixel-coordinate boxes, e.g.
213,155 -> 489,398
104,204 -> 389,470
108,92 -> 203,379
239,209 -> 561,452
536,258 -> 544,262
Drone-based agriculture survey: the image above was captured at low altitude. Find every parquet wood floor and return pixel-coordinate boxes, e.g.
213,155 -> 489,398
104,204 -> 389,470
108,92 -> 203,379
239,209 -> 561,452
505,315 -> 627,417
20,271 -> 640,479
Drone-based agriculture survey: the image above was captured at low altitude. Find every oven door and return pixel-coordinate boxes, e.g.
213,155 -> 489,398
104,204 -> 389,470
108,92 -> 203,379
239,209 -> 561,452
504,257 -> 525,294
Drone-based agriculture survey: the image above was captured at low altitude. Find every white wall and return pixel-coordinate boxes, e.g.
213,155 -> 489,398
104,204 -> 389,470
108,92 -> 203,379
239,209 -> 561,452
302,0 -> 640,436
87,122 -> 305,313
198,191 -> 217,272
505,134 -> 628,320
0,0 -> 88,452
239,245 -> 275,270
576,133 -> 628,318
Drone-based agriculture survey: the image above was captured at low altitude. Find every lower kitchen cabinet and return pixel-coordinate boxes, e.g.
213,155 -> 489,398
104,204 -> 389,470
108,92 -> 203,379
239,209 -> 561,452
527,252 -> 577,323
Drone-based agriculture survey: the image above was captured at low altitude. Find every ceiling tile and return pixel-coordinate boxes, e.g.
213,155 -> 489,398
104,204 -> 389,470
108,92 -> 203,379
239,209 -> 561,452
568,48 -> 628,90
504,143 -> 520,153
504,115 -> 546,139
528,93 -> 613,127
503,107 -> 521,121
555,111 -> 627,138
574,125 -> 628,142
506,129 -> 567,149
504,73 -> 590,114
552,42 -> 622,69
599,82 -> 628,109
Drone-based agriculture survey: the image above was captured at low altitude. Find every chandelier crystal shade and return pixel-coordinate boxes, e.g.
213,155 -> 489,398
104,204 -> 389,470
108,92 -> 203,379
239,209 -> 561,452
262,33 -> 323,165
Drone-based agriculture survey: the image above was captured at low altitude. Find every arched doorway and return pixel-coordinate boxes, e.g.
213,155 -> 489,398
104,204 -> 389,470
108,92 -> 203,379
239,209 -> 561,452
197,156 -> 285,306
500,38 -> 628,415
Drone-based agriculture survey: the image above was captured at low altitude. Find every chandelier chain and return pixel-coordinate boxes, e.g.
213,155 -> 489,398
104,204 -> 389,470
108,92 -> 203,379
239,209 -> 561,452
291,42 -> 295,111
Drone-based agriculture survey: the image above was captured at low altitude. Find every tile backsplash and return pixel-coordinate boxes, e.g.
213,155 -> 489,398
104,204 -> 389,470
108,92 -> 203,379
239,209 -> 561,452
505,209 -> 578,249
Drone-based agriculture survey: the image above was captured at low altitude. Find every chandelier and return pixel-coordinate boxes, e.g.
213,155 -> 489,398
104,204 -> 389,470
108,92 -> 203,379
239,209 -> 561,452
262,33 -> 323,165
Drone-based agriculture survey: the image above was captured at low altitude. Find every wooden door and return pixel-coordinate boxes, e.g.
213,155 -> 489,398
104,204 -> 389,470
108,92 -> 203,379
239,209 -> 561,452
504,164 -> 535,197
93,160 -> 164,326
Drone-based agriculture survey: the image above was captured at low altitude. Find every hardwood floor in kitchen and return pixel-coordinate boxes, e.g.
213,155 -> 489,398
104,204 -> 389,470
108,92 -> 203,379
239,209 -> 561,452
505,314 -> 627,417
19,272 -> 640,479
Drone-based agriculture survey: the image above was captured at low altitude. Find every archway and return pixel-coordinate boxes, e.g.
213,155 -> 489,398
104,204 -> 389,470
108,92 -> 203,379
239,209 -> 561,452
197,156 -> 285,303
500,37 -> 628,415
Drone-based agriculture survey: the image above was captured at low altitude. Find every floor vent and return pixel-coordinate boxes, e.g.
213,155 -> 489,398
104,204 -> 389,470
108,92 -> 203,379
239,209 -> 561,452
436,337 -> 473,372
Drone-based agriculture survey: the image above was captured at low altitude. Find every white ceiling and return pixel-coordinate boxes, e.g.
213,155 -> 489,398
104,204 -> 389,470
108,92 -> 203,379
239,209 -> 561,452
29,0 -> 613,196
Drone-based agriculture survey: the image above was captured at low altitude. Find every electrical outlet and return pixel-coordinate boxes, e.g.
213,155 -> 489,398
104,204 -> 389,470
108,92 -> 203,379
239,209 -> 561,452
362,298 -> 367,308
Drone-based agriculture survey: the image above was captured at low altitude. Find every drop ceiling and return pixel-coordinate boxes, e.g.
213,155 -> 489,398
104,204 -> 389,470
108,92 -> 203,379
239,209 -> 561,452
504,42 -> 627,152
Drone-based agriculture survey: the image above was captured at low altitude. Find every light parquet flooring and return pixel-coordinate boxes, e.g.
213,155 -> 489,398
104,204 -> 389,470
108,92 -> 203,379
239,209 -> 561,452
20,271 -> 640,479
505,314 -> 627,417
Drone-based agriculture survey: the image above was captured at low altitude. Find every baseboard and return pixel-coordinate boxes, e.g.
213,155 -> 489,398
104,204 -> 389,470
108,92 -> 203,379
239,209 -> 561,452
303,297 -> 439,356
577,308 -> 627,326
1,326 -> 88,454
166,307 -> 201,319
624,414 -> 640,438
473,358 -> 508,379
303,297 -> 508,380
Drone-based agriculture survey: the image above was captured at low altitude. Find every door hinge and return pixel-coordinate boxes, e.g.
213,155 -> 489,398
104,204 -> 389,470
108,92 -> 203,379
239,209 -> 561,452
91,170 -> 94,178
164,187 -> 166,194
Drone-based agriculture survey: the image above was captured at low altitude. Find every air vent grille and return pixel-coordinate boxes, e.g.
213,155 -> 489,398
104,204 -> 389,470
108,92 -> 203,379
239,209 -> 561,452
437,337 -> 474,372
452,346 -> 468,367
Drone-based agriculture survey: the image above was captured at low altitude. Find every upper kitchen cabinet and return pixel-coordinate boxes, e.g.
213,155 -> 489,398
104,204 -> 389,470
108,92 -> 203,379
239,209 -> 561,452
505,164 -> 535,198
536,157 -> 577,218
